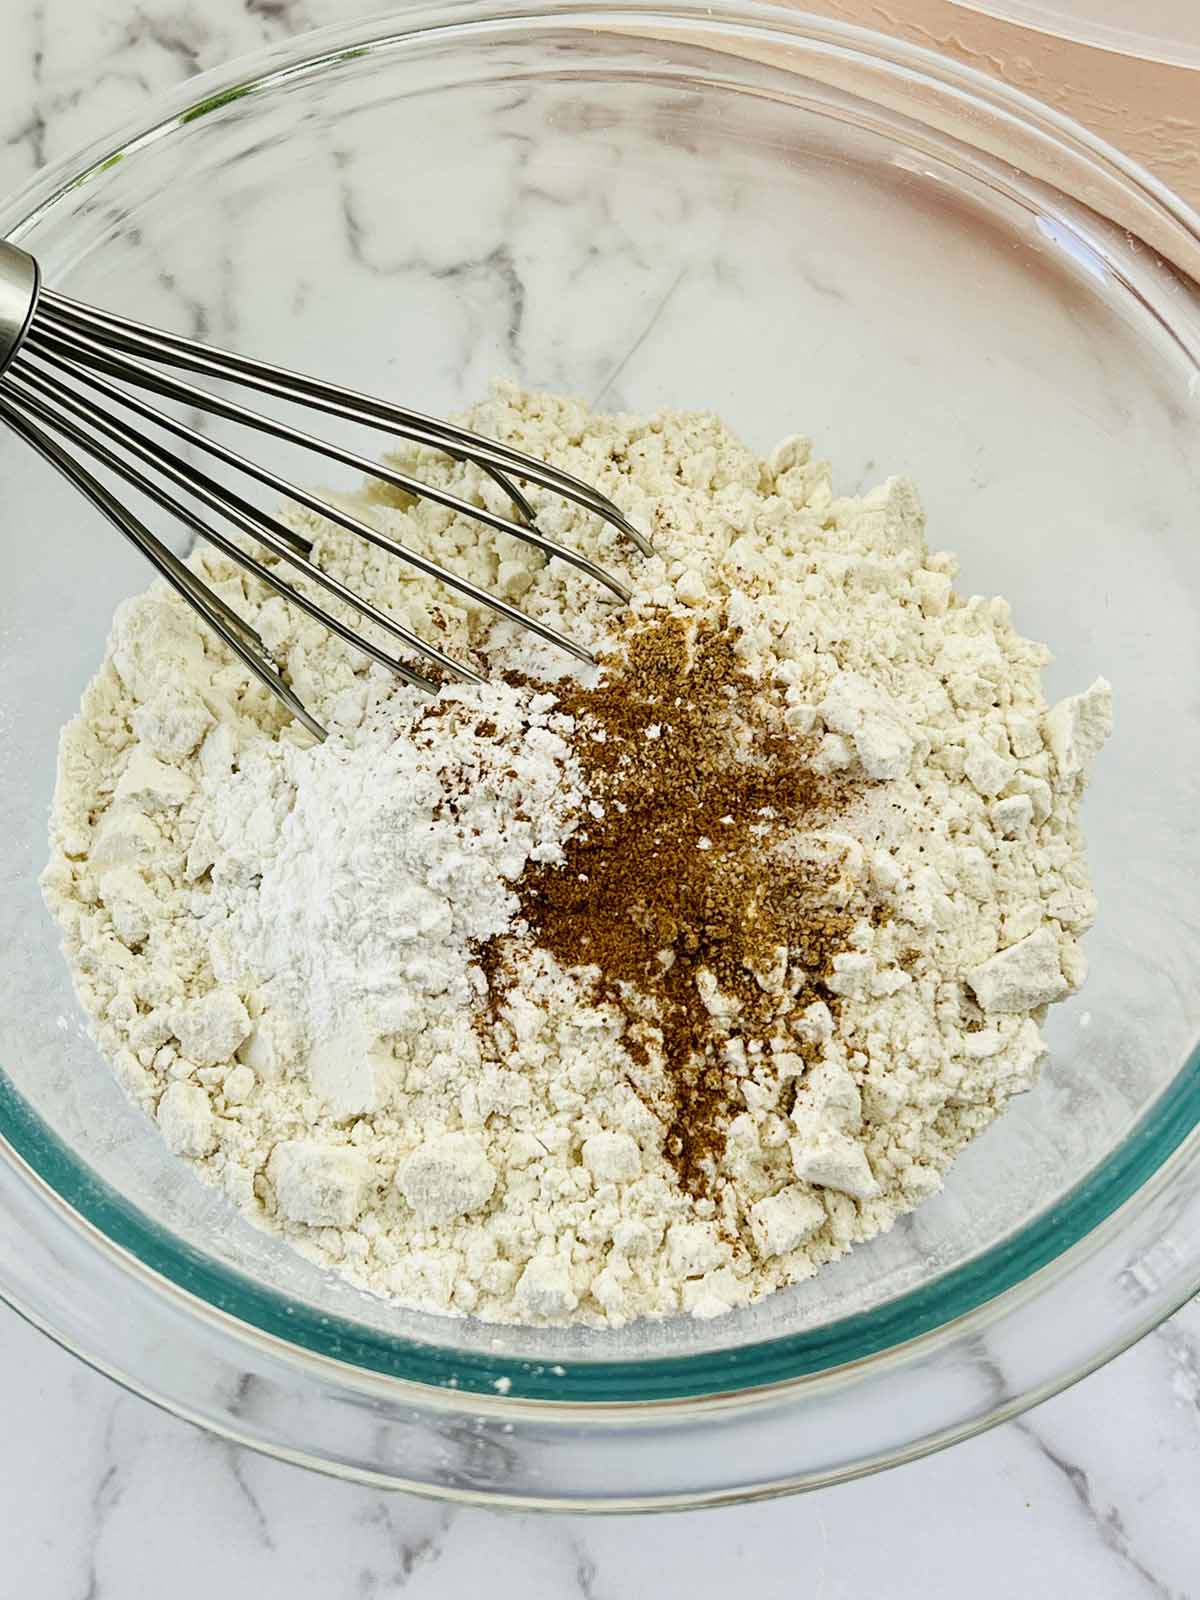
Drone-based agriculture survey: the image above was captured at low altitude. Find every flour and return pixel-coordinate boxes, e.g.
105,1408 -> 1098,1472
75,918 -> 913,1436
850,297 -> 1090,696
42,383 -> 1112,1325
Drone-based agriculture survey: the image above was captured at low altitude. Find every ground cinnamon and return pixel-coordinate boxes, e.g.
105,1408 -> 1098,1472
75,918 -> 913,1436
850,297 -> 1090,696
477,609 -> 870,1199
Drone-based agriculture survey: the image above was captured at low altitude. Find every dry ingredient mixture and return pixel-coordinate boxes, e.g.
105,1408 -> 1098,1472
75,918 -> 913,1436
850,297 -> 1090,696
43,384 -> 1112,1325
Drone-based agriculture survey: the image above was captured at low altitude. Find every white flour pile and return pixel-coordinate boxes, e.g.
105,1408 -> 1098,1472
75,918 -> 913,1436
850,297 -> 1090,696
43,383 -> 1112,1325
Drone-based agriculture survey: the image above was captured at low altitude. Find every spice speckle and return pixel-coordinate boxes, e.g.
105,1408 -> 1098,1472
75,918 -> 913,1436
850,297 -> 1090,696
479,611 -> 876,1200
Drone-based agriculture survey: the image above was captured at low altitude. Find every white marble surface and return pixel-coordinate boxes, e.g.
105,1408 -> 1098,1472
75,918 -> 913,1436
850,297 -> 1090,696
2,1 -> 1200,1594
3,1296 -> 1200,1596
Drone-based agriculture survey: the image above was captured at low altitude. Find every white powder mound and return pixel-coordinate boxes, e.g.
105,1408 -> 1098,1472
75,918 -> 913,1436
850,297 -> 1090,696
199,680 -> 583,1120
42,383 -> 1112,1326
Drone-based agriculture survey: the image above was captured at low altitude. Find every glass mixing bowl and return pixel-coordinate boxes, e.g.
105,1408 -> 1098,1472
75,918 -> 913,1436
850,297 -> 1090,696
2,0 -> 1199,1509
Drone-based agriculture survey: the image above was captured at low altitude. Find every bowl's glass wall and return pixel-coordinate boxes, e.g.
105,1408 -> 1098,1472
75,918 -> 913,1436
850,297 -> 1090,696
2,15 -> 1199,1385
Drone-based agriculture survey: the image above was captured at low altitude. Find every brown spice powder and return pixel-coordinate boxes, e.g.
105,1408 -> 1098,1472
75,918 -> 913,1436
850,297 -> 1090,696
477,610 -> 870,1199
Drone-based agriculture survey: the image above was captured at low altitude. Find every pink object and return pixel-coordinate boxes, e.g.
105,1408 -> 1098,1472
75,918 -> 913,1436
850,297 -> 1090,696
813,0 -> 1200,205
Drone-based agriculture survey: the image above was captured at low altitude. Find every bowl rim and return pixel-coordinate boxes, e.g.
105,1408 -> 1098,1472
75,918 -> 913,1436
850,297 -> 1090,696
2,0 -> 1199,1499
4,1047 -> 1200,1401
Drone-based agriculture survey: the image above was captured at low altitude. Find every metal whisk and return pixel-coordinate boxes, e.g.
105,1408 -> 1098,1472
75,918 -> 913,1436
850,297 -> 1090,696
0,240 -> 649,739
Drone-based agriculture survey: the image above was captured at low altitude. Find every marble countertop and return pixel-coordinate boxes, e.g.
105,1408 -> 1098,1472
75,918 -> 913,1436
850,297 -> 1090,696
5,1297 -> 1200,1596
2,2 -> 1199,1595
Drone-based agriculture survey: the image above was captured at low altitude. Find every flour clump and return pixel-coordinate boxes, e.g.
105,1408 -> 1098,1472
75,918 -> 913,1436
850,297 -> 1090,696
42,383 -> 1112,1326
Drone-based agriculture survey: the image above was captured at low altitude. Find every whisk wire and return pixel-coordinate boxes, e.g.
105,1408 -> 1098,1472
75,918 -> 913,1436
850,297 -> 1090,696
0,392 -> 327,739
38,292 -> 545,526
39,290 -> 654,554
6,361 -> 476,688
25,322 -> 633,601
15,341 -> 602,670
0,241 -> 648,738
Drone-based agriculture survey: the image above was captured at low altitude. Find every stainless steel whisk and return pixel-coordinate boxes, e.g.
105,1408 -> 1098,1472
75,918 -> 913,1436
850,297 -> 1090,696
0,240 -> 649,739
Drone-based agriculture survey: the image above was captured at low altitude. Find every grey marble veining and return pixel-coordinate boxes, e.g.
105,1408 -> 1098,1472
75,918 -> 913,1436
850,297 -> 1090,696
2,3 -> 1199,1595
5,1298 -> 1200,1598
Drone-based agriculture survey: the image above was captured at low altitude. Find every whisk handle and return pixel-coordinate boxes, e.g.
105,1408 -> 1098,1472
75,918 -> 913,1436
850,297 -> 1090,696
0,241 -> 40,379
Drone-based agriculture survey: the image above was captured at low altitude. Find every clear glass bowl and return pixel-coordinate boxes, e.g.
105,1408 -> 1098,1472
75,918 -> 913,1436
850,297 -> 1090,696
1,0 -> 1199,1507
